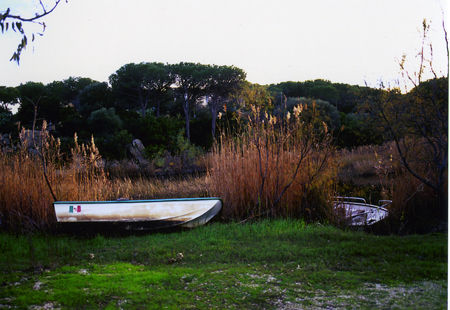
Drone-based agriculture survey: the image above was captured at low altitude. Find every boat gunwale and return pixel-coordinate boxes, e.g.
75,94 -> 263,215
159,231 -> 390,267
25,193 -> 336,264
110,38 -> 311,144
54,197 -> 222,205
333,201 -> 389,213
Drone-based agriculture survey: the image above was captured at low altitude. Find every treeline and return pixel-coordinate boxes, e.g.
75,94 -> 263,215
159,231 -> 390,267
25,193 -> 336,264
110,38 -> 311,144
268,80 -> 388,147
0,62 -> 246,159
0,61 -> 446,160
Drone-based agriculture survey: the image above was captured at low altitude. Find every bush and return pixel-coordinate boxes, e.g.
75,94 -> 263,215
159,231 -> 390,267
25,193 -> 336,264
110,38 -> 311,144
337,112 -> 384,148
276,97 -> 340,132
87,107 -> 123,135
124,113 -> 183,157
149,131 -> 205,175
95,130 -> 133,160
0,108 -> 15,133
190,110 -> 213,149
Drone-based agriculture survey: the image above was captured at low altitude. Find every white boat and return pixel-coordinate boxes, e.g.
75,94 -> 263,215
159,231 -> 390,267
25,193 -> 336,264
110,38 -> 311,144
333,196 -> 391,226
53,197 -> 222,230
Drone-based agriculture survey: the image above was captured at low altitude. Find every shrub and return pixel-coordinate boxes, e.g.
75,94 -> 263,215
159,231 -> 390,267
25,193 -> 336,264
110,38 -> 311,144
124,113 -> 183,157
95,129 -> 133,160
87,107 -> 123,135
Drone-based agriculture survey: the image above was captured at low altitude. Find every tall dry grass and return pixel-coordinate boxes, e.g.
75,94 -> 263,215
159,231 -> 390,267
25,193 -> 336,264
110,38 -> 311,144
0,122 -> 210,232
207,104 -> 337,221
0,123 -> 110,231
109,176 -> 208,200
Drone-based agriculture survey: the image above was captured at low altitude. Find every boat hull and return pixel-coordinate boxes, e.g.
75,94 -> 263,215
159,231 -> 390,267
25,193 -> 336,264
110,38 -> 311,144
54,198 -> 222,230
333,199 -> 389,226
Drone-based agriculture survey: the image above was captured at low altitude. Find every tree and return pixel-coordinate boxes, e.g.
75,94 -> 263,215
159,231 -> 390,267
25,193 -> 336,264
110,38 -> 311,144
16,82 -> 48,129
46,77 -> 97,108
16,81 -> 79,131
310,84 -> 339,105
145,62 -> 174,117
280,97 -> 341,132
170,62 -> 211,141
0,108 -> 14,133
0,86 -> 19,111
206,65 -> 246,137
41,77 -> 97,137
333,83 -> 364,113
371,78 -> 448,215
268,81 -> 305,98
1,0 -> 65,63
269,80 -> 370,114
337,112 -> 384,147
110,62 -> 174,117
367,20 -> 448,222
231,82 -> 273,112
0,88 -> 17,132
78,82 -> 112,117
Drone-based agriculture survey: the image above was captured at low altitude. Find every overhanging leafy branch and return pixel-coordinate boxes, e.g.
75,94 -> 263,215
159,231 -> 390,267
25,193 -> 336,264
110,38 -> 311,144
0,0 -> 64,64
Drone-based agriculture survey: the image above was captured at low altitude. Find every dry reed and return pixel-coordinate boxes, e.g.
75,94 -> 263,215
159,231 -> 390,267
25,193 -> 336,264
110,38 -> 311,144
0,123 -> 110,231
0,122 -> 210,231
207,104 -> 337,221
109,176 -> 208,200
336,142 -> 403,186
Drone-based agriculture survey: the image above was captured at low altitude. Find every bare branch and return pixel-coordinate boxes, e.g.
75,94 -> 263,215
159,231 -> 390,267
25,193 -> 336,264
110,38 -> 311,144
443,18 -> 449,78
2,0 -> 62,23
39,1 -> 47,13
428,43 -> 438,79
1,0 -> 64,63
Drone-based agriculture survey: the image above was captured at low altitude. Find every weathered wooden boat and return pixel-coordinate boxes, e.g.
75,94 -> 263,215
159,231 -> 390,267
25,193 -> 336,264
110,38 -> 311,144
54,197 -> 222,231
333,197 -> 391,226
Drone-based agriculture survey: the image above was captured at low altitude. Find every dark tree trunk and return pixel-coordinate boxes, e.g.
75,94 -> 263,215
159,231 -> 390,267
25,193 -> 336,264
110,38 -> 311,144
438,184 -> 448,227
138,91 -> 147,117
183,92 -> 190,141
156,98 -> 161,117
210,99 -> 218,138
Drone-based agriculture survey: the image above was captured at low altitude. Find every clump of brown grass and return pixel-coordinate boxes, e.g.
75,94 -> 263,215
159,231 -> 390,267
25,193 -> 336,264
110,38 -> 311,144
336,142 -> 403,186
109,176 -> 208,200
105,160 -> 152,179
207,103 -> 337,222
0,123 -> 110,232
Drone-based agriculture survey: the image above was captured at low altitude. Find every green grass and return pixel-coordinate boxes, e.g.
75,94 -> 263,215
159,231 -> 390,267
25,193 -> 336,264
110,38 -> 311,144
0,220 -> 447,309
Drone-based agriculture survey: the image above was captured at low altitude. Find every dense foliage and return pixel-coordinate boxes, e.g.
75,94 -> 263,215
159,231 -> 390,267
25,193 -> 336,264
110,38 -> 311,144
0,63 -> 446,164
0,63 -> 248,160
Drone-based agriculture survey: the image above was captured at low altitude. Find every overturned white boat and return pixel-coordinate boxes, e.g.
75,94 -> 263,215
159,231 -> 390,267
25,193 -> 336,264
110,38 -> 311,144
333,197 -> 391,226
54,197 -> 222,230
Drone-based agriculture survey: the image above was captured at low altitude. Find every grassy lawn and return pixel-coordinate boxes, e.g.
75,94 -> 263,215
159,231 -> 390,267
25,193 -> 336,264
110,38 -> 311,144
0,220 -> 447,309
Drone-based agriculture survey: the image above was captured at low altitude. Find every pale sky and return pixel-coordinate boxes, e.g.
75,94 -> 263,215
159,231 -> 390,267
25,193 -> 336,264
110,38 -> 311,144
0,0 -> 448,87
